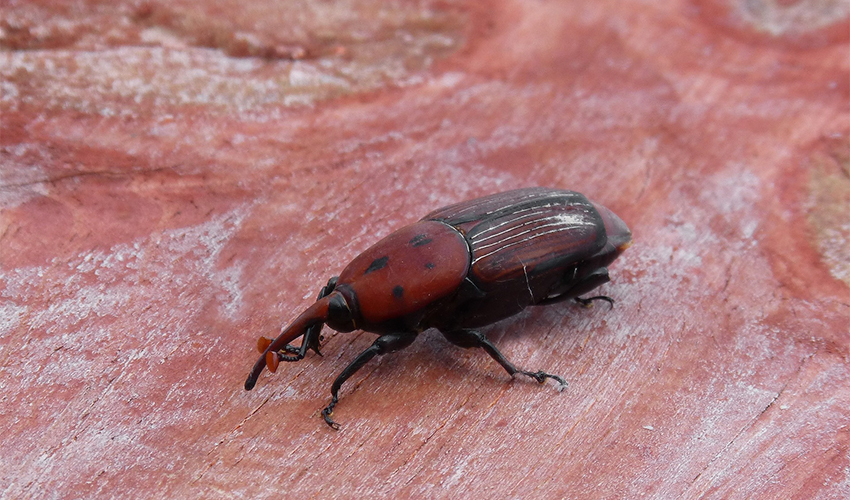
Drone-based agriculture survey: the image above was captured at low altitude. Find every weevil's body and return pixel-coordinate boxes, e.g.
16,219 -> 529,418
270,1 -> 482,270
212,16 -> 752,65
245,188 -> 632,429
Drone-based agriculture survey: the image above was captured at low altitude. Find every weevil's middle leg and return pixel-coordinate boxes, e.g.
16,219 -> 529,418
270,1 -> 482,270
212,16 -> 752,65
442,329 -> 568,390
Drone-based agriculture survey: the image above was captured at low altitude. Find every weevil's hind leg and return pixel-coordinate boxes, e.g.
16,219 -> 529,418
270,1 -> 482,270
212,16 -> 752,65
535,267 -> 612,308
574,295 -> 614,309
441,329 -> 568,390
322,331 -> 417,430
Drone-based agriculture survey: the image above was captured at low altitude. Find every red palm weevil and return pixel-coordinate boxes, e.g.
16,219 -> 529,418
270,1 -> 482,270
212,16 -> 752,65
245,187 -> 632,429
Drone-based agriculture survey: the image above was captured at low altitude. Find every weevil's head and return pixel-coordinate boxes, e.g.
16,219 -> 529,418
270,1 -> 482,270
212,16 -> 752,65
325,288 -> 358,333
242,288 -> 365,391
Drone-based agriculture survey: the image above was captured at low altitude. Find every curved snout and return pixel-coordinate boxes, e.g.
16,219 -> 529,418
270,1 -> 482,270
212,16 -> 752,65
244,297 -> 330,390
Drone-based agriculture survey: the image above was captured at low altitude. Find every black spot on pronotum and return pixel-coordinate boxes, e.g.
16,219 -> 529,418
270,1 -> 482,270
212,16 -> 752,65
392,286 -> 404,299
409,234 -> 433,247
425,262 -> 435,269
364,256 -> 389,274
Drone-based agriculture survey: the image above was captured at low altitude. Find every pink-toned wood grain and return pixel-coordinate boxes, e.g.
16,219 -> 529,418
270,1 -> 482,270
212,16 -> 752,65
1,0 -> 848,498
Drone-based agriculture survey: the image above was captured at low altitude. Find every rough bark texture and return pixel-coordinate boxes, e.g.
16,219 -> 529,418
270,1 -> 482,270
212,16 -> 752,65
1,1 -> 848,498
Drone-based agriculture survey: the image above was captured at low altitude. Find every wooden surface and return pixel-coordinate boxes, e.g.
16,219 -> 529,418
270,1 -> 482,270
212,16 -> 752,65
1,1 -> 848,498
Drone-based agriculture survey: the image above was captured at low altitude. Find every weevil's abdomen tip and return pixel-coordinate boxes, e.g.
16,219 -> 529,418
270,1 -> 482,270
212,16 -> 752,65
265,351 -> 280,373
257,336 -> 273,353
592,202 -> 632,254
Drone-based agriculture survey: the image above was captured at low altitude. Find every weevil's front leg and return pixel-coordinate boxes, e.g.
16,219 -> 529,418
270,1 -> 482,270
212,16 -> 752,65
299,276 -> 338,356
442,329 -> 568,390
322,331 -> 417,430
262,277 -> 339,362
